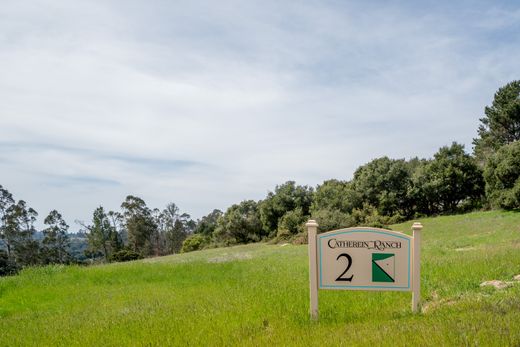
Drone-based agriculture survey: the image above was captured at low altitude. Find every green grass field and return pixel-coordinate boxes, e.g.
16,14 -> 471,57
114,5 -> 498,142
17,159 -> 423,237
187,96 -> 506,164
2,211 -> 520,346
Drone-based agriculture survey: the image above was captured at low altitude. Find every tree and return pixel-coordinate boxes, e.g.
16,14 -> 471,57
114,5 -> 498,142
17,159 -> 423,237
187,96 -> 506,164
276,207 -> 306,239
259,181 -> 313,236
169,213 -> 195,253
311,179 -> 359,215
214,200 -> 263,245
194,209 -> 223,236
160,203 -> 195,254
107,210 -> 125,251
4,200 -> 40,266
121,196 -> 157,256
408,160 -> 438,215
106,211 -> 125,254
81,206 -> 120,262
351,157 -> 414,217
311,208 -> 353,233
412,143 -> 484,214
169,218 -> 185,253
42,210 -> 71,264
484,141 -> 520,209
0,249 -> 18,276
473,80 -> 520,164
0,185 -> 15,257
150,208 -> 167,256
350,203 -> 393,228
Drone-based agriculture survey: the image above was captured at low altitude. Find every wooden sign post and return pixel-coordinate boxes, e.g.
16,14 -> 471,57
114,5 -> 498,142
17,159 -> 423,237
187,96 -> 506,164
307,220 -> 319,320
411,222 -> 422,312
306,220 -> 423,320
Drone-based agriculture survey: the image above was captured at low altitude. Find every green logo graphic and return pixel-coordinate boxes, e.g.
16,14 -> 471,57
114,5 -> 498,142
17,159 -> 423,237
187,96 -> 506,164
372,253 -> 395,282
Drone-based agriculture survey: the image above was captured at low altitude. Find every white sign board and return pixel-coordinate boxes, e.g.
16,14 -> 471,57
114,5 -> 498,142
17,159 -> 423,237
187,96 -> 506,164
318,228 -> 411,291
306,221 -> 423,320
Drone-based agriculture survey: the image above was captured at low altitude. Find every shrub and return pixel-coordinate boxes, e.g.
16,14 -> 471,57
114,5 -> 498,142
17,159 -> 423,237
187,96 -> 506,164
276,207 -> 306,239
291,232 -> 308,245
181,234 -> 210,253
311,208 -> 353,233
350,203 -> 397,228
109,249 -> 142,262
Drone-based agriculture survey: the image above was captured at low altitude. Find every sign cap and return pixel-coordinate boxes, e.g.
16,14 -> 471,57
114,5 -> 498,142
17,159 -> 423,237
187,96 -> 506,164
412,222 -> 423,230
306,220 -> 319,227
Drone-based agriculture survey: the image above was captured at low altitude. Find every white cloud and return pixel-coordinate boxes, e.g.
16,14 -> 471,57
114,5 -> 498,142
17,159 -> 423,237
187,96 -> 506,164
0,0 -> 519,228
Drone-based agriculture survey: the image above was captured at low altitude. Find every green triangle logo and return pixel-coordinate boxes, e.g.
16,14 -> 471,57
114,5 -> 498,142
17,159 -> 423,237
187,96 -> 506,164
372,253 -> 395,282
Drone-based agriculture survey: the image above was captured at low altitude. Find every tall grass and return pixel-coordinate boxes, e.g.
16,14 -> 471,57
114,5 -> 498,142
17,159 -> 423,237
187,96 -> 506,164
1,210 -> 520,346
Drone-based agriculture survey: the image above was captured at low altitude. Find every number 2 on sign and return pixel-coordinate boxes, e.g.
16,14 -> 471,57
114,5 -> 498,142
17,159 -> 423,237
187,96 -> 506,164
336,253 -> 354,281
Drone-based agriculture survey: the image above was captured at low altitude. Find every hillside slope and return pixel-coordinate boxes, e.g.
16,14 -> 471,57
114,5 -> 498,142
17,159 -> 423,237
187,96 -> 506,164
1,211 -> 520,346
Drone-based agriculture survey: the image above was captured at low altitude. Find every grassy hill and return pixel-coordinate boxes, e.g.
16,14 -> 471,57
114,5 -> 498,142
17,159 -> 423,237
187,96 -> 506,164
1,211 -> 520,346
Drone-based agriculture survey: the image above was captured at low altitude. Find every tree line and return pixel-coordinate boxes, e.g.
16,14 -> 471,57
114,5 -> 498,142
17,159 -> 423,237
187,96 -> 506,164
0,192 -> 71,275
184,80 -> 520,249
0,192 -> 198,275
1,80 -> 519,275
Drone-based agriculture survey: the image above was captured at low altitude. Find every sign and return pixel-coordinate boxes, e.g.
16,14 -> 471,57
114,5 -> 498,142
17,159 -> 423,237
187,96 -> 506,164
307,221 -> 423,319
318,228 -> 411,291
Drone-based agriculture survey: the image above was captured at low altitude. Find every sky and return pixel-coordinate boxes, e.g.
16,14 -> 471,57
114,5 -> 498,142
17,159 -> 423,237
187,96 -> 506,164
1,0 -> 519,229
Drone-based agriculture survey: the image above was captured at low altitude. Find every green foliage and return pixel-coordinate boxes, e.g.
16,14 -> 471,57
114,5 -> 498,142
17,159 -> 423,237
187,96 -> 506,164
121,196 -> 157,256
160,203 -> 195,254
107,210 -> 125,251
351,157 -> 414,217
214,200 -> 264,245
0,185 -> 15,257
168,219 -> 188,253
41,210 -> 71,264
408,160 -> 437,215
108,249 -> 143,262
473,80 -> 520,164
0,249 -> 19,276
350,203 -> 398,228
484,141 -> 520,209
181,234 -> 210,253
259,181 -> 313,236
0,187 -> 56,270
4,200 -> 40,266
311,179 -> 358,214
411,143 -> 484,214
84,206 -> 121,262
311,208 -> 353,233
276,207 -> 306,239
194,209 -> 222,236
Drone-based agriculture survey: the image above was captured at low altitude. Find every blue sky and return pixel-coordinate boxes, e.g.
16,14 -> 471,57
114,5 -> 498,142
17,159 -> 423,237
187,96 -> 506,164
0,0 -> 519,228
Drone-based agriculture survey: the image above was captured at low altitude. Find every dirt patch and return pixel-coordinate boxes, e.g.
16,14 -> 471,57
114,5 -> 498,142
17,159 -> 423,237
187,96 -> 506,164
421,291 -> 460,313
480,280 -> 512,290
207,252 -> 253,263
454,247 -> 476,252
